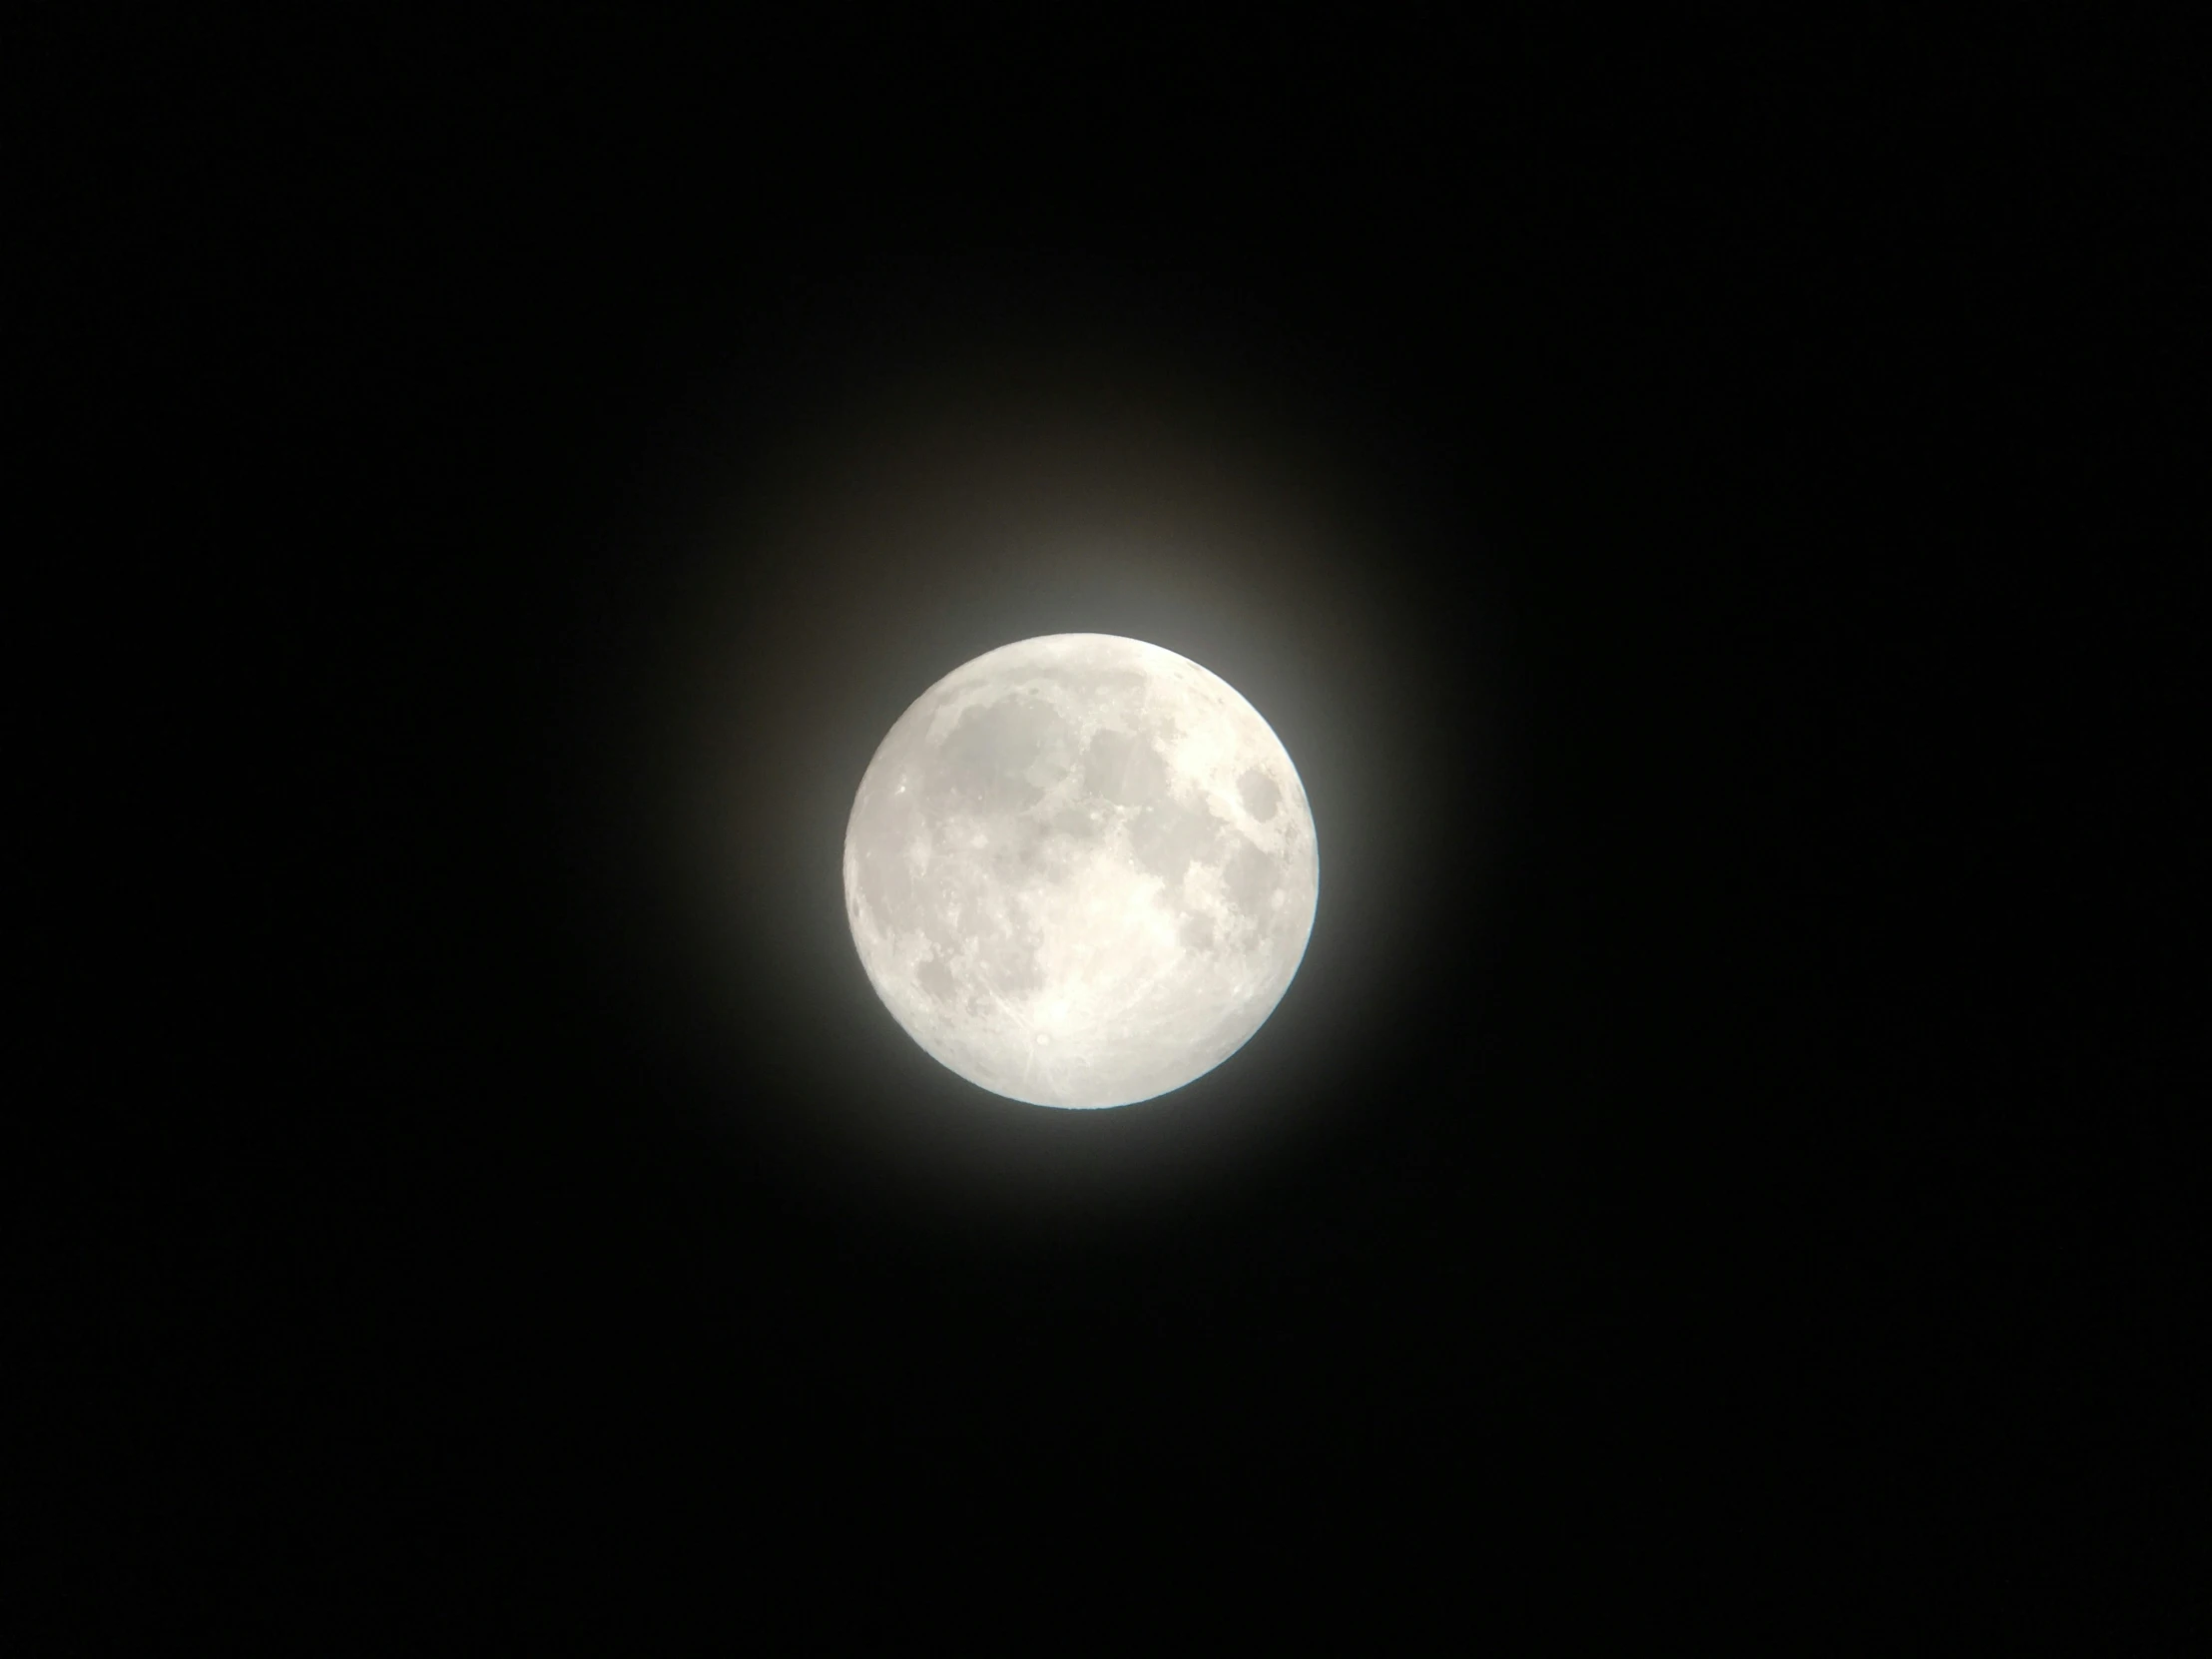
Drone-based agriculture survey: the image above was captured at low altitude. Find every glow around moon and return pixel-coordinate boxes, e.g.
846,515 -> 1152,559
843,634 -> 1319,1108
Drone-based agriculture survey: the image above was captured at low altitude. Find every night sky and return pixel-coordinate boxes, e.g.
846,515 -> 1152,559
34,16 -> 2195,1640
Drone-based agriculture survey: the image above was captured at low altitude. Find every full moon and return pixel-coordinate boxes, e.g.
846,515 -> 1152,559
843,634 -> 1320,1108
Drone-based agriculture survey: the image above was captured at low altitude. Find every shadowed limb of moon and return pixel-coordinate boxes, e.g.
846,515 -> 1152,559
843,634 -> 1319,1108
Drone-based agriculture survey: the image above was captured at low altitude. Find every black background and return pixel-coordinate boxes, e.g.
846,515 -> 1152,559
29,14 -> 2199,1641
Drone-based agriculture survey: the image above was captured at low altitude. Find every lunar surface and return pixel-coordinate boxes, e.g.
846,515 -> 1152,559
843,634 -> 1319,1108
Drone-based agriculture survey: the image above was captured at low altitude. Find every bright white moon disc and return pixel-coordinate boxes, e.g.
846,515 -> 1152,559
843,634 -> 1319,1108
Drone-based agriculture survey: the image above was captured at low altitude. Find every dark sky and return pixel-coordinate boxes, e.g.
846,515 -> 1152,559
33,15 -> 2196,1640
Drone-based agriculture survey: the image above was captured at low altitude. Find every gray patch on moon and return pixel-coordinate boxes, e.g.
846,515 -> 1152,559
915,957 -> 957,1001
1238,768 -> 1282,823
1083,729 -> 1170,806
1130,799 -> 1224,887
935,695 -> 1074,812
1222,838 -> 1281,919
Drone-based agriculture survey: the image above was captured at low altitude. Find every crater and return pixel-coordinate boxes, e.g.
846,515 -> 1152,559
1237,768 -> 1282,823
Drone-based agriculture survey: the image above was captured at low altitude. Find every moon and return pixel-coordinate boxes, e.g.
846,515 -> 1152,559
843,634 -> 1319,1108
